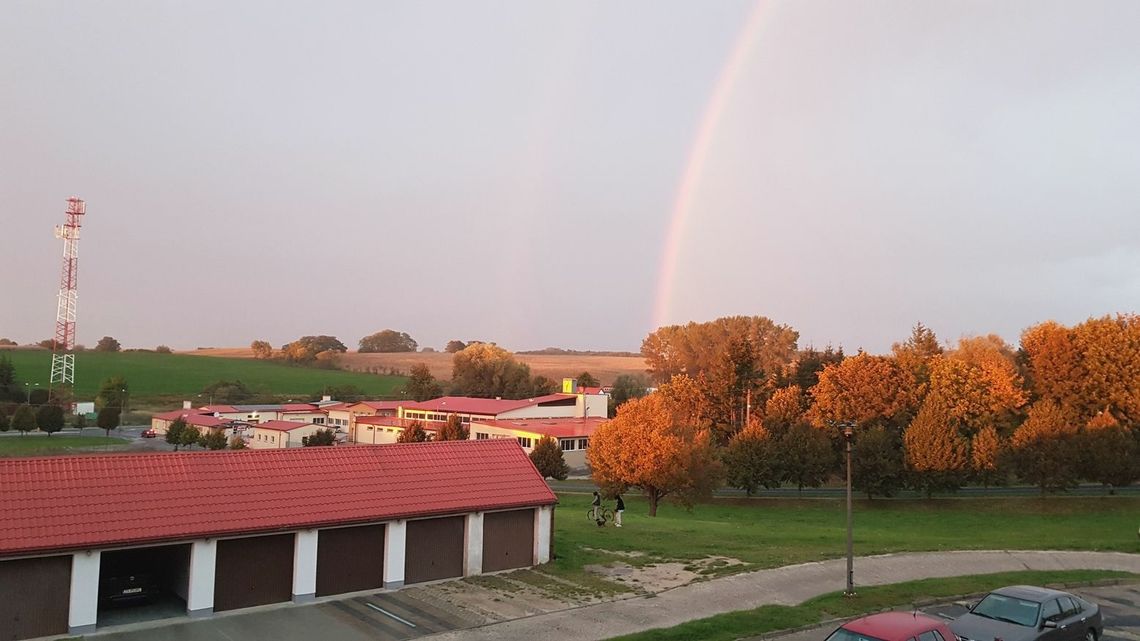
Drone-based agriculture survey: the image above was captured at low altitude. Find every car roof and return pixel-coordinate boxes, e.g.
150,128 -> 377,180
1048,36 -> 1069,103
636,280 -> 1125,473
991,585 -> 1068,602
844,612 -> 947,641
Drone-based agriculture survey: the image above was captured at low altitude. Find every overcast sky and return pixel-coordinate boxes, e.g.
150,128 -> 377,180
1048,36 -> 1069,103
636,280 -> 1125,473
2,1 -> 1137,354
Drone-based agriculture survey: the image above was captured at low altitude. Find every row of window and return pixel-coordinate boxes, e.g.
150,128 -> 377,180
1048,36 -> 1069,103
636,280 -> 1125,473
559,438 -> 590,451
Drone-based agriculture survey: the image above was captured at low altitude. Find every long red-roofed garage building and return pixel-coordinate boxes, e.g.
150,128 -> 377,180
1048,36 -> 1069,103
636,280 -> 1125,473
0,440 -> 556,640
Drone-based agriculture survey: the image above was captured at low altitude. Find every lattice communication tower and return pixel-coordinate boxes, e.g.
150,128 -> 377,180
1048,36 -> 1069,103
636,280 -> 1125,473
50,197 -> 86,388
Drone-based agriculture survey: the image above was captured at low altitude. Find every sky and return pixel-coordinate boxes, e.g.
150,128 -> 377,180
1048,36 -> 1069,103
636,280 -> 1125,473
2,1 -> 1138,354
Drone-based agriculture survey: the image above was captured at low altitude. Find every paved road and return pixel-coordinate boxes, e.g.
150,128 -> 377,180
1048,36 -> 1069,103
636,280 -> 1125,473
421,551 -> 1140,641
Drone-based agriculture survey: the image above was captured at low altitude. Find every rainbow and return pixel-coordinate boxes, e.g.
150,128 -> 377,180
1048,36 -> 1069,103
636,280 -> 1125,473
652,1 -> 770,331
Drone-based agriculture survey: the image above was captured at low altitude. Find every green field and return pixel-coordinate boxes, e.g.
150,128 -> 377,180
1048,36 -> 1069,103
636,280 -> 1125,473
1,350 -> 405,403
550,493 -> 1140,582
0,434 -> 130,457
609,570 -> 1140,641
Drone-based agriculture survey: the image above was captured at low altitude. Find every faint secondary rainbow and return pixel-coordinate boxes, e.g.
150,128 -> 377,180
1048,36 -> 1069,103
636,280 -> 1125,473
652,1 -> 769,330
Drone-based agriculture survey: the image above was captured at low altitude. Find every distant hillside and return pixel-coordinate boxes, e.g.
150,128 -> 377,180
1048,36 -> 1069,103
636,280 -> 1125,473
516,347 -> 642,357
188,348 -> 648,385
3,350 -> 404,404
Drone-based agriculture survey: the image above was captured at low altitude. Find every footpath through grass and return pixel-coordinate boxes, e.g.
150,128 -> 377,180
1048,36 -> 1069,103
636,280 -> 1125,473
549,492 -> 1140,583
0,434 -> 130,457
608,570 -> 1139,641
2,350 -> 405,403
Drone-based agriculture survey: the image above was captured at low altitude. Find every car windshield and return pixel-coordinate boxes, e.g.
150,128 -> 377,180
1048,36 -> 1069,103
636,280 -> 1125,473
826,628 -> 889,641
971,593 -> 1041,627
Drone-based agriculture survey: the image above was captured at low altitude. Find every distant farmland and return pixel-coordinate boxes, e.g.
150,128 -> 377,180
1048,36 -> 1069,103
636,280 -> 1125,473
190,348 -> 650,384
1,350 -> 405,403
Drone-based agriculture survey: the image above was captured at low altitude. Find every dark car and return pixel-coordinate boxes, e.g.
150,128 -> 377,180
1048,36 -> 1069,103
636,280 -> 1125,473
98,571 -> 159,606
950,585 -> 1102,641
827,611 -> 956,641
141,428 -> 157,438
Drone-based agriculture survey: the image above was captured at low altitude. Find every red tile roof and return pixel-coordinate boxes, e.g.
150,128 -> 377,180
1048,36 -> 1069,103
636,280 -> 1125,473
282,403 -> 319,412
472,417 -> 606,438
321,402 -> 350,412
200,405 -> 239,413
152,411 -> 227,428
0,440 -> 555,558
254,420 -> 320,432
402,394 -> 576,416
152,409 -> 211,421
355,401 -> 402,411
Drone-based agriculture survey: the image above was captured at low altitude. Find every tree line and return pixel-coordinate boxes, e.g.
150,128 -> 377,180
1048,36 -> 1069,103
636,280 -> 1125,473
588,315 -> 1140,514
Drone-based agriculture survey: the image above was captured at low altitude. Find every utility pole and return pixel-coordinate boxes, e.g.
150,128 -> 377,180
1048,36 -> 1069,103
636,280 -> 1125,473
842,421 -> 856,596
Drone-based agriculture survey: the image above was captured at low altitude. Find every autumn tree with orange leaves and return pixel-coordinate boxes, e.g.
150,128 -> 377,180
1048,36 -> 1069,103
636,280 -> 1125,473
970,425 -> 1007,488
1010,400 -> 1081,493
809,353 -> 916,429
903,397 -> 970,496
925,335 -> 1027,434
1079,410 -> 1140,490
761,385 -> 807,438
588,375 -> 722,516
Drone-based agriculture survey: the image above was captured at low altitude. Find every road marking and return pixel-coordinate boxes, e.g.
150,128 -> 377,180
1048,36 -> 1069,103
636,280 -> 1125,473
365,602 -> 417,628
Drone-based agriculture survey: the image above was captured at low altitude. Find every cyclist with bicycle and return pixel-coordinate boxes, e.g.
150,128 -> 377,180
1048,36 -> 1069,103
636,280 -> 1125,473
591,491 -> 603,526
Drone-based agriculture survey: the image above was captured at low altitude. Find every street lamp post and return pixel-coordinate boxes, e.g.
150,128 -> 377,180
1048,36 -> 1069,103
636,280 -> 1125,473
25,382 -> 39,405
842,421 -> 856,597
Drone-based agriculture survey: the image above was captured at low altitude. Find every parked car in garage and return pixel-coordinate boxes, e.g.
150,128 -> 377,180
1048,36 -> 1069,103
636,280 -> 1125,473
950,585 -> 1102,641
141,428 -> 157,438
98,571 -> 159,606
827,611 -> 956,641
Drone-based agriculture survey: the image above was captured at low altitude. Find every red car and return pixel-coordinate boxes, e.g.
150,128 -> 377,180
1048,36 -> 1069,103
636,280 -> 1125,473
141,429 -> 157,438
827,612 -> 955,641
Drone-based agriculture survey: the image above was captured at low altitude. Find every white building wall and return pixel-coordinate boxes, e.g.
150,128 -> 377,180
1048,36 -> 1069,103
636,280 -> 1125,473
293,530 -> 318,602
383,521 -> 406,588
187,539 -> 216,616
534,506 -> 552,564
464,512 -> 483,576
68,551 -> 100,634
498,404 -> 579,420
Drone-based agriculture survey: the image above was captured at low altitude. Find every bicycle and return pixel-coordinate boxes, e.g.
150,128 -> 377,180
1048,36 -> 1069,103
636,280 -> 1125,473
587,506 -> 614,525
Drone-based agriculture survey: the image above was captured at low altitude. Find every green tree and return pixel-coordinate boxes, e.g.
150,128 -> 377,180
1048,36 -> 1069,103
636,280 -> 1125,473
302,428 -> 338,446
11,405 -> 36,435
280,335 -> 347,364
576,372 -> 600,388
95,376 -> 129,413
529,375 -> 558,396
445,340 -> 467,353
790,345 -> 844,390
891,322 -> 943,393
404,363 -> 442,401
436,414 -> 468,441
250,340 -> 274,359
852,426 -> 906,499
450,343 -> 541,399
179,425 -> 201,450
609,374 -> 649,417
229,435 -> 248,450
35,403 -> 65,436
165,418 -> 187,450
200,380 -> 253,404
0,406 -> 9,432
723,422 -> 781,495
201,430 -> 229,450
96,406 -> 119,437
1010,400 -> 1081,493
0,355 -> 16,401
359,330 -> 418,353
29,388 -> 50,406
320,384 -> 365,402
774,423 -> 834,492
529,436 -> 570,480
155,345 -> 173,354
1079,412 -> 1139,491
95,336 -> 122,352
396,420 -> 430,443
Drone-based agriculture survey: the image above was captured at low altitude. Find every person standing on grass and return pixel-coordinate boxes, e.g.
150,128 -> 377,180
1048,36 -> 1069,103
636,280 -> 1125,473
614,494 -> 625,527
591,491 -> 602,525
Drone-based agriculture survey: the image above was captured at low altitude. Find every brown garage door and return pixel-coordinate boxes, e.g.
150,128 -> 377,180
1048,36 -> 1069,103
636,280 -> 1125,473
214,534 -> 294,612
316,524 -> 385,596
482,509 -> 535,572
0,555 -> 71,641
404,516 -> 464,584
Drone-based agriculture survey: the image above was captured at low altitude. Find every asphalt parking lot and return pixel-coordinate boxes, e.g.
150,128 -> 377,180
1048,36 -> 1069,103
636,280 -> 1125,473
759,583 -> 1140,641
92,589 -> 481,641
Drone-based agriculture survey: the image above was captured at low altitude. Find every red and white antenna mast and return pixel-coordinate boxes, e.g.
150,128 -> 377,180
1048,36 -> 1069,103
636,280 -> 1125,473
50,197 -> 85,388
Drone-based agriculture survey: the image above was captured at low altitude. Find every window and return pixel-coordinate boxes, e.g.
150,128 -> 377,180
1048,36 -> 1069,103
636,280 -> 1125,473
1040,599 -> 1062,623
823,629 -> 888,641
920,631 -> 945,641
1057,597 -> 1078,617
517,437 -> 532,448
972,593 -> 1041,627
578,438 -> 589,450
475,432 -> 489,440
560,439 -> 576,451
314,418 -> 325,424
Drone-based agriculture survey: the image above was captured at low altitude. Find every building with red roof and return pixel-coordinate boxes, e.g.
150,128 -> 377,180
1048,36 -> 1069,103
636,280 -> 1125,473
247,419 -> 330,448
0,440 -> 555,639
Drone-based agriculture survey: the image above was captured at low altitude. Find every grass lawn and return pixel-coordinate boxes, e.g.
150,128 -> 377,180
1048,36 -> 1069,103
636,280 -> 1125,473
0,434 -> 130,457
1,350 -> 405,403
549,492 -> 1140,583
608,570 -> 1140,641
